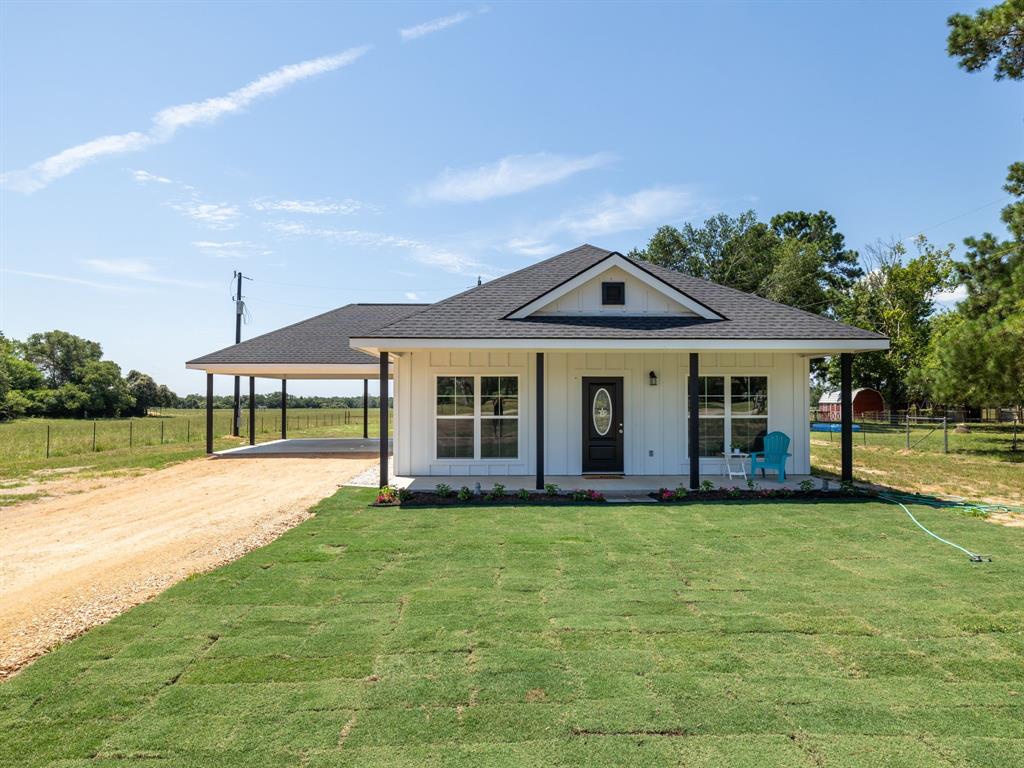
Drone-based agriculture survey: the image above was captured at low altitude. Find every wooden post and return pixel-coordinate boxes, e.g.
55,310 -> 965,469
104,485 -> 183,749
46,423 -> 50,458
905,414 -> 910,450
379,353 -> 389,487
363,379 -> 369,439
92,421 -> 97,452
205,373 -> 214,454
942,416 -> 948,454
840,353 -> 853,483
281,380 -> 288,439
536,352 -> 545,491
688,352 -> 700,490
249,377 -> 256,446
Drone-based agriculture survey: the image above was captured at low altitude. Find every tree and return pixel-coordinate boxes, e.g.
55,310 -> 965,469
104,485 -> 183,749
826,237 -> 956,408
126,370 -> 160,416
22,330 -> 102,387
79,360 -> 134,417
632,209 -> 860,317
947,0 -> 1024,80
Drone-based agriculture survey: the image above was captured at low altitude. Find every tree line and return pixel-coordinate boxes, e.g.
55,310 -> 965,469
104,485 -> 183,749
631,1 -> 1023,414
0,330 -> 180,419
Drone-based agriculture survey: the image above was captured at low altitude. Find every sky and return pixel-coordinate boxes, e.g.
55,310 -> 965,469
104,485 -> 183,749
1,1 -> 1019,397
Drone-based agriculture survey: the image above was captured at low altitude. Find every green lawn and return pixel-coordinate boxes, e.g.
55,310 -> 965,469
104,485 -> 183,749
3,489 -> 1023,767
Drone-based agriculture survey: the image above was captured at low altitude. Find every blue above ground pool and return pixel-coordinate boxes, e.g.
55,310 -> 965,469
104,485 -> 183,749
811,422 -> 862,432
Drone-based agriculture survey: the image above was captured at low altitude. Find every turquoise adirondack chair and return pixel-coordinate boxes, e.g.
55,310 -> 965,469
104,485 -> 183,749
749,431 -> 791,482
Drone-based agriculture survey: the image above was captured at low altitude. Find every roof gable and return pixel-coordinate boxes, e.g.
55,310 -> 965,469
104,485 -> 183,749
506,252 -> 722,320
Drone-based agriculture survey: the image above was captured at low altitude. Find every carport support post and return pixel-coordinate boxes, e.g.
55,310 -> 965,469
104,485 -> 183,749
840,353 -> 853,483
688,352 -> 700,490
248,377 -> 256,446
379,353 -> 389,488
281,380 -> 287,439
536,352 -> 544,491
363,379 -> 369,439
205,373 -> 214,455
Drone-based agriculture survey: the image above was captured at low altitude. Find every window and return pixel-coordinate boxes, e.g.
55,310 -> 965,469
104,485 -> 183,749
691,375 -> 768,457
481,376 -> 518,458
730,376 -> 768,454
601,281 -> 625,305
436,376 -> 474,458
435,375 -> 520,460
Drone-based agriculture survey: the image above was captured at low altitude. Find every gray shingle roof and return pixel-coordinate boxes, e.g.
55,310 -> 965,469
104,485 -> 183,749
357,245 -> 886,341
187,303 -> 428,365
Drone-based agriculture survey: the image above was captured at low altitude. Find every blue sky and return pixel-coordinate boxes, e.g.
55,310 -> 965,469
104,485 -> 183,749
1,1 -> 1018,396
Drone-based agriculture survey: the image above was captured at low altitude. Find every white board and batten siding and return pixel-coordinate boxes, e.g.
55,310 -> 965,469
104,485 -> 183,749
392,349 -> 811,478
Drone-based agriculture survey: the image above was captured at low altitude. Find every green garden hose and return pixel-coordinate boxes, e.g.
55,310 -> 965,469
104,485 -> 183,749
874,490 -> 1022,563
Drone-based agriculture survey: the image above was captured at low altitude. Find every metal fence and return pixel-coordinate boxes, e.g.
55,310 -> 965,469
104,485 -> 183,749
1,408 -> 392,462
809,415 -> 1021,454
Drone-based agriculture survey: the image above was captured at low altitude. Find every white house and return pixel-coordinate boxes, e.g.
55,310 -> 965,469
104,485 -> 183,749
188,245 -> 888,489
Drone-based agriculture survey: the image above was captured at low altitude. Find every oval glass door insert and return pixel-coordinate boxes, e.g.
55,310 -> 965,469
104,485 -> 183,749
592,388 -> 612,436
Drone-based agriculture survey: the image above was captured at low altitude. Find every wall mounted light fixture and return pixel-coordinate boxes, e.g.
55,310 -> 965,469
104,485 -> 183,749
649,371 -> 658,386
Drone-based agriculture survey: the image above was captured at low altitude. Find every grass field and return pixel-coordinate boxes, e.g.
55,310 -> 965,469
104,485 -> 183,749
2,488 -> 1022,766
811,422 -> 1024,505
0,408 -> 391,480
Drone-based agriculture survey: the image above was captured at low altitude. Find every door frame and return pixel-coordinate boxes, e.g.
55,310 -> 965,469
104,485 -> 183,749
581,376 -> 624,474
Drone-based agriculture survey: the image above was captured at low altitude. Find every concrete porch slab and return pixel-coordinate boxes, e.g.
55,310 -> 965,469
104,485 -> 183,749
215,438 -> 391,458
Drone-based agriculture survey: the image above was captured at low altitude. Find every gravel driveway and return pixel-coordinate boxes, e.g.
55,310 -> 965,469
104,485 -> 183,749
0,455 -> 377,678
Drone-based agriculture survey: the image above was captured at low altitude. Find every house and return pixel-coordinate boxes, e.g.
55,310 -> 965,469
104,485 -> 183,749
187,245 -> 888,489
818,388 -> 885,421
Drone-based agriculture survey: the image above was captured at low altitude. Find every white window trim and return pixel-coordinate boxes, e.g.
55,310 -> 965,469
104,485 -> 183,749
687,374 -> 770,459
433,373 -> 522,462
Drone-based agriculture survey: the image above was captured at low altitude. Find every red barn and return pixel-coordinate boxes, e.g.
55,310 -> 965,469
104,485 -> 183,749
817,388 -> 885,421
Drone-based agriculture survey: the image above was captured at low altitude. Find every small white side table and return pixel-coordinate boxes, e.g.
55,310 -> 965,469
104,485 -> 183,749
722,451 -> 749,481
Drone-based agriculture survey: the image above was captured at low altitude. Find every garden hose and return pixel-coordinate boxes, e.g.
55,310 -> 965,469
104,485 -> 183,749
873,490 -> 1021,563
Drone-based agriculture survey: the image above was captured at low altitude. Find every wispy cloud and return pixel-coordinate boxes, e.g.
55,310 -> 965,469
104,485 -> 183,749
935,284 -> 967,306
2,47 -> 370,193
1,268 -> 135,291
82,258 -> 209,288
170,201 -> 242,230
251,198 -> 374,215
405,291 -> 422,301
192,240 -> 272,259
505,237 -> 562,258
399,8 -> 486,40
267,221 -> 489,276
421,152 -> 614,203
131,169 -> 175,184
556,185 -> 701,237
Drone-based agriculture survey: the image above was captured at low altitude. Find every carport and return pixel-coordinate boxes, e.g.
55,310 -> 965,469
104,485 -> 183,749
185,303 -> 426,472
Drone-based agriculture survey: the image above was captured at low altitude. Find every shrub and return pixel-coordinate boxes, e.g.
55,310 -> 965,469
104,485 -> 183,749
457,486 -> 473,502
798,479 -> 815,492
570,489 -> 606,502
434,483 -> 453,498
700,480 -> 715,492
376,485 -> 400,505
397,487 -> 413,503
726,487 -> 742,499
517,488 -> 530,501
486,483 -> 506,501
544,483 -> 560,496
658,485 -> 688,502
746,479 -> 759,491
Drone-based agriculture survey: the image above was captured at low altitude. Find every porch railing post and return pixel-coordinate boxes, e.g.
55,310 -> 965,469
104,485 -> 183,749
379,353 -> 389,487
205,373 -> 214,455
281,379 -> 287,439
363,378 -> 369,439
840,352 -> 853,483
536,352 -> 545,491
688,352 -> 700,490
249,376 -> 256,446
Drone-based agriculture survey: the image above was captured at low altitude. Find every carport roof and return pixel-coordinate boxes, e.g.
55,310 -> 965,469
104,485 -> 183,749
186,303 -> 427,374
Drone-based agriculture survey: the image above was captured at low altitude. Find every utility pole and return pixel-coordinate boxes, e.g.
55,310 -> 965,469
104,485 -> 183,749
231,271 -> 252,436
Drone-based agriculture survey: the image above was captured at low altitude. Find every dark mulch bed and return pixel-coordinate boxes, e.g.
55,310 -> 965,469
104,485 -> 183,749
375,488 -> 863,507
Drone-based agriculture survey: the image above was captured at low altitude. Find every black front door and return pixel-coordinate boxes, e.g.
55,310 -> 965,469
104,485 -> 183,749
582,377 -> 624,473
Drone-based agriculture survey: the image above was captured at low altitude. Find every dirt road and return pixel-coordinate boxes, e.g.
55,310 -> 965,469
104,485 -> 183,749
0,455 -> 377,678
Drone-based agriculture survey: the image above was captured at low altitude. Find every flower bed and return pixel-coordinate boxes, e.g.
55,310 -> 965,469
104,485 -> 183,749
374,483 -> 606,507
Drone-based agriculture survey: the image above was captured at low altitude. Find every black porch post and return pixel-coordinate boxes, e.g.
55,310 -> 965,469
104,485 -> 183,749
281,379 -> 288,439
363,379 -> 369,439
248,376 -> 256,446
379,353 -> 389,487
205,373 -> 214,455
536,352 -> 545,491
688,352 -> 700,490
840,352 -> 853,483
